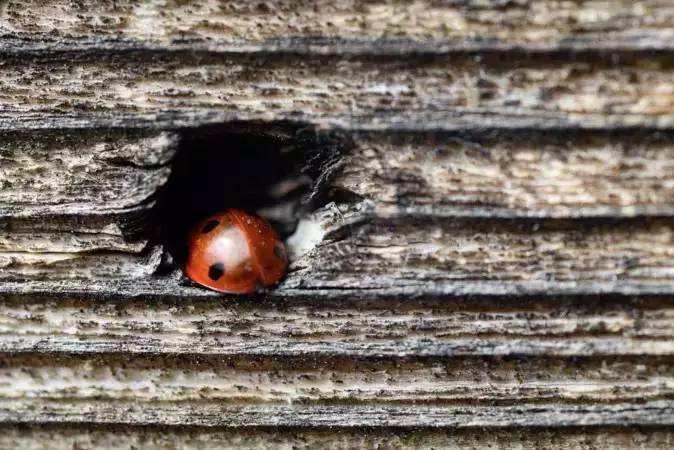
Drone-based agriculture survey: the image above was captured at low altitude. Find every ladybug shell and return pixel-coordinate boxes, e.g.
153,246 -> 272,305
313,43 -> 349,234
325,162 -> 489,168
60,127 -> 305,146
185,209 -> 288,294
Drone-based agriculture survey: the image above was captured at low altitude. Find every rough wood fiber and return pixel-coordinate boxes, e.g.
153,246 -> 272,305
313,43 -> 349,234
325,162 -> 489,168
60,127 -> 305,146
0,130 -> 177,217
0,426 -> 671,450
1,0 -> 673,52
4,205 -> 674,297
338,131 -> 674,218
290,216 -> 674,288
1,0 -> 674,445
0,52 -> 673,131
0,399 -> 673,427
1,295 -> 673,357
0,130 -> 175,281
1,352 -> 673,403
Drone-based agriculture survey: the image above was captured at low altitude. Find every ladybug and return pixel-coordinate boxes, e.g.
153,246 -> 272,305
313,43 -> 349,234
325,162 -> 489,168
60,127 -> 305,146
185,209 -> 288,293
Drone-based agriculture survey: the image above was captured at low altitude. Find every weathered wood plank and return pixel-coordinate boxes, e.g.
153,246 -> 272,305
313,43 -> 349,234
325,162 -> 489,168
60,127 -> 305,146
1,425 -> 671,450
0,249 -> 160,281
0,130 -> 177,218
0,295 -> 672,357
0,130 -> 174,280
1,0 -> 673,438
338,131 -> 674,218
3,212 -> 674,295
1,353 -> 671,404
0,52 -> 672,131
288,213 -> 674,290
4,335 -> 673,358
2,0 -> 673,52
0,399 -> 671,427
4,296 -> 672,340
5,154 -> 674,293
4,276 -> 674,299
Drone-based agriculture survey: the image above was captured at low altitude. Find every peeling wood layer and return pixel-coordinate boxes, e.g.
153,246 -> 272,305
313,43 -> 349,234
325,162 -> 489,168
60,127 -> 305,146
289,215 -> 674,291
0,131 -> 174,281
0,130 -> 177,217
0,52 -> 673,131
339,131 -> 674,218
1,0 -> 673,53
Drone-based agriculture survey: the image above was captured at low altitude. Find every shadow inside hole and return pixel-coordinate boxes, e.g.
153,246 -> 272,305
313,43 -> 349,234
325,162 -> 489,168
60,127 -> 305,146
158,122 -> 313,270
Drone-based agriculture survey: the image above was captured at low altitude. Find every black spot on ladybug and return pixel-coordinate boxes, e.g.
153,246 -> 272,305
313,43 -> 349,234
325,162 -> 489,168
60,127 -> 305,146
273,242 -> 287,262
208,262 -> 225,280
202,220 -> 219,234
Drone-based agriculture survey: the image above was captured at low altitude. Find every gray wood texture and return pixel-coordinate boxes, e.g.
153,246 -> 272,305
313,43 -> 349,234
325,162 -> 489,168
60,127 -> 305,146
0,425 -> 672,450
1,1 -> 674,448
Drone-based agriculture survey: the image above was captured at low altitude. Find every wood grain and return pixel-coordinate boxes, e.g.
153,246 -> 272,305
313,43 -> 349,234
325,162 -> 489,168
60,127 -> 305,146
338,131 -> 674,218
0,290 -> 672,356
0,52 -> 673,131
3,213 -> 674,296
0,130 -> 177,217
0,425 -> 671,450
2,0 -> 674,442
1,399 -> 673,427
1,353 -> 672,404
2,0 -> 673,52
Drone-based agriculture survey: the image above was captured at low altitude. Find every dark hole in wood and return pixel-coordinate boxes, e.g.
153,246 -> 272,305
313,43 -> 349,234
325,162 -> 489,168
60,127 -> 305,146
156,121 -> 346,271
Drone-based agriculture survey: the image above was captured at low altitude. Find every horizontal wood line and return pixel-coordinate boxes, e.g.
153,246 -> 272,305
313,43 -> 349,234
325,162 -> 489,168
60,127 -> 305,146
2,39 -> 672,132
2,114 -> 673,133
5,206 -> 674,232
1,298 -> 673,341
4,290 -> 673,307
279,282 -> 674,300
0,426 -> 669,448
0,397 -> 670,409
0,425 -> 670,449
2,280 -> 674,300
3,36 -> 674,57
2,351 -> 671,368
1,126 -> 674,138
11,206 -> 672,224
0,354 -> 671,404
353,211 -> 674,228
3,330 -> 670,343
0,400 -> 671,427
2,336 -> 672,358
371,204 -> 674,220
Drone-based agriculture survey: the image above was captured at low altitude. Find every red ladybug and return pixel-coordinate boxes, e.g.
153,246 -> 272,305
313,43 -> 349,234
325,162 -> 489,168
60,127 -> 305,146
185,209 -> 288,293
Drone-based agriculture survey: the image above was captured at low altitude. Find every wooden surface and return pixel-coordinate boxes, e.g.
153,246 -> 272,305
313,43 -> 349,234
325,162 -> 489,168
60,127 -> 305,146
1,1 -> 674,448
